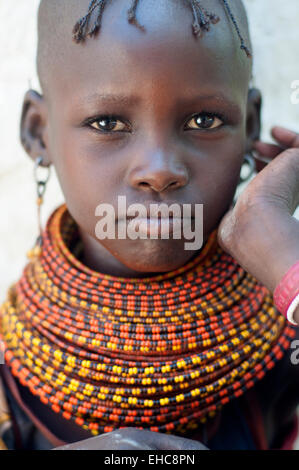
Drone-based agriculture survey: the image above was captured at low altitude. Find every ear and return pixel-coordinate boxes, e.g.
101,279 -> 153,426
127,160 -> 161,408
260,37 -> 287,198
20,89 -> 51,166
245,87 -> 262,153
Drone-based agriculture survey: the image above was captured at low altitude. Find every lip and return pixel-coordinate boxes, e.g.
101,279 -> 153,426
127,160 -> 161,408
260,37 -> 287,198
117,201 -> 196,221
125,215 -> 188,220
119,216 -> 193,237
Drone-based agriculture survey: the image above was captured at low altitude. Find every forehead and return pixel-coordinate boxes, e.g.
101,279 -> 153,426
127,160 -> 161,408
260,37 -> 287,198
38,0 -> 251,102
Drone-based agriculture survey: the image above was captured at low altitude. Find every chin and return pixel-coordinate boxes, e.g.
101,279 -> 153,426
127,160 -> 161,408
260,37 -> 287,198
118,240 -> 198,274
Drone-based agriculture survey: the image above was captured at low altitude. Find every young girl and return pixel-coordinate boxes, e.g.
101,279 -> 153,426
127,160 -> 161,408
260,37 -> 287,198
1,0 -> 299,450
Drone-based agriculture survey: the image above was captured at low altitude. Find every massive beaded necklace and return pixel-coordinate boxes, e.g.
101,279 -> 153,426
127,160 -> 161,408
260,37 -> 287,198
0,204 -> 296,436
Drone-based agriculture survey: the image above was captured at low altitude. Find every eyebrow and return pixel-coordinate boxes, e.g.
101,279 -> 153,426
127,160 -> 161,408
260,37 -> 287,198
76,91 -> 242,115
179,93 -> 242,115
77,93 -> 140,108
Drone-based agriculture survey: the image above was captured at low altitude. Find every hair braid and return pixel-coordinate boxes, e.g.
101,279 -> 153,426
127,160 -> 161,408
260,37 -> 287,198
189,0 -> 220,37
72,0 -> 251,58
73,0 -> 108,42
127,0 -> 145,32
220,0 -> 252,57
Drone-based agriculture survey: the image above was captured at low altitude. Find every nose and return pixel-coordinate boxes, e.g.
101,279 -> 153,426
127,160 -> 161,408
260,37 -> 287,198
127,146 -> 189,193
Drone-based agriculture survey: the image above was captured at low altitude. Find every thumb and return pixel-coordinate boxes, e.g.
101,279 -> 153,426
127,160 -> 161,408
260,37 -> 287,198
217,208 -> 236,255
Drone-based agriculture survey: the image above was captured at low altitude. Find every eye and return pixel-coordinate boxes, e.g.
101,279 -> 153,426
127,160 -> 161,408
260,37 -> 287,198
185,113 -> 224,131
89,116 -> 128,132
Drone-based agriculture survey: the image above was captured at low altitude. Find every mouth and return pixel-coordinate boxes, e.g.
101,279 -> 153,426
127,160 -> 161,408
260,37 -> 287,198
114,199 -> 196,238
118,200 -> 196,220
118,216 -> 194,237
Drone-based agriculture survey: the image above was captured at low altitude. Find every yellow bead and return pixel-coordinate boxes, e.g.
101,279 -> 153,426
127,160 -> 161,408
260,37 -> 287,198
27,244 -> 42,260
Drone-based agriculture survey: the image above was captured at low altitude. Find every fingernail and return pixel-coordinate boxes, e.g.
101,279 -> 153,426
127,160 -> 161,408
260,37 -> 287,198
251,150 -> 271,164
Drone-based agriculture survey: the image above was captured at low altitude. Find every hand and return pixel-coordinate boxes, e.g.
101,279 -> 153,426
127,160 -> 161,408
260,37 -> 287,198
218,126 -> 299,322
54,427 -> 208,450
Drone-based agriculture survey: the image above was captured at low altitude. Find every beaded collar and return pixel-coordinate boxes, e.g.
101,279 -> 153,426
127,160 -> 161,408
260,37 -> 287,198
0,204 -> 296,436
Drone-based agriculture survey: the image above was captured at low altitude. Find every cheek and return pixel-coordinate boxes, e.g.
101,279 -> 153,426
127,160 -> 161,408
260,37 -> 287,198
193,135 -> 244,189
191,143 -> 244,230
211,156 -> 243,195
49,129 -> 118,229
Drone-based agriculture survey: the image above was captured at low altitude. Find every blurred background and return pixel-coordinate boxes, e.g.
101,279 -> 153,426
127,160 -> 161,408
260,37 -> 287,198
0,0 -> 299,449
0,1 -> 299,302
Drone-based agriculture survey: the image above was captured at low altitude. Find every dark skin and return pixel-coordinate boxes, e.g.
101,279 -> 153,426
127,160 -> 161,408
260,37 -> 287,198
23,0 -> 256,279
18,0 -> 299,450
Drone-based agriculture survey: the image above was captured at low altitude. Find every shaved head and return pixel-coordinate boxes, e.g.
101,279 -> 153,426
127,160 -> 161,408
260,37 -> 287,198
22,0 -> 260,278
37,0 -> 252,96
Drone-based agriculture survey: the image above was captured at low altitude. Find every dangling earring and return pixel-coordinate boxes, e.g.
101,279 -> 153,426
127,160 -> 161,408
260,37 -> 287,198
27,156 -> 51,261
238,152 -> 256,185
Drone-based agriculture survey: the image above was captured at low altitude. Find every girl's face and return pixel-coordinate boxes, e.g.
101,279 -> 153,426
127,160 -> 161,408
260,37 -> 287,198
23,0 -> 260,277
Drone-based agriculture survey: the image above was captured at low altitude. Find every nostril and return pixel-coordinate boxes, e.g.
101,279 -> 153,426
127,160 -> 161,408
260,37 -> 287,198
137,179 -> 181,192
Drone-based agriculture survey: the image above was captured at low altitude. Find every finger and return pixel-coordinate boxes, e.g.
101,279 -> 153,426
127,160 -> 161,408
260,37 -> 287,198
121,429 -> 207,450
217,209 -> 235,254
56,432 -> 155,450
252,152 -> 277,172
253,141 -> 284,159
271,126 -> 299,148
254,158 -> 267,173
152,432 -> 208,450
251,150 -> 276,172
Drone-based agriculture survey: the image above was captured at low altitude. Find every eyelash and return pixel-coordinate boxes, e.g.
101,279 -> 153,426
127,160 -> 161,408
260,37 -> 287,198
184,111 -> 226,131
84,111 -> 227,134
85,115 -> 130,134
